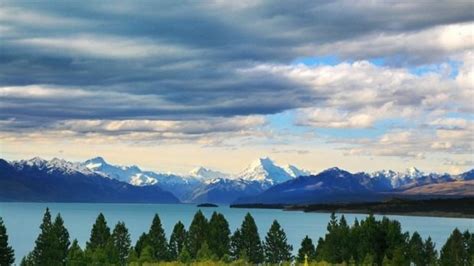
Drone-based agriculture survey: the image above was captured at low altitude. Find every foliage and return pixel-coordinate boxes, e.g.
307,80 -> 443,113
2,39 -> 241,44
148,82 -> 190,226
297,235 -> 316,263
66,239 -> 86,266
0,217 -> 14,266
31,208 -> 70,265
263,220 -> 292,263
111,221 -> 131,265
187,210 -> 208,258
169,221 -> 186,260
238,213 -> 264,264
208,212 -> 231,259
148,214 -> 169,261
86,213 -> 110,251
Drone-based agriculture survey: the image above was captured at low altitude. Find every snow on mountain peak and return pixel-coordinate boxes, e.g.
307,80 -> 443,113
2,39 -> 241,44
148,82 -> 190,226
239,157 -> 300,185
189,166 -> 229,180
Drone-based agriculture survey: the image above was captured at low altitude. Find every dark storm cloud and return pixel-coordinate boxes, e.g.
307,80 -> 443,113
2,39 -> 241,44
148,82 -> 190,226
0,0 -> 472,130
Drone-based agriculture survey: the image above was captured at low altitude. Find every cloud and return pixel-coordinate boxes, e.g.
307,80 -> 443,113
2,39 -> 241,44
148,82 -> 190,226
0,0 -> 473,162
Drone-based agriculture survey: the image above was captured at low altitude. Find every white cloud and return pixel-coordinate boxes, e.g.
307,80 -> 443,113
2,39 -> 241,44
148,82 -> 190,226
14,35 -> 197,59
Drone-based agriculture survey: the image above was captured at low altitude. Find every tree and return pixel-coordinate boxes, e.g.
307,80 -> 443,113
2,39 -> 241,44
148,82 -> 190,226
134,232 -> 148,257
0,217 -> 14,266
440,228 -> 467,266
52,214 -> 70,264
423,237 -> 438,266
178,247 -> 192,263
463,230 -> 474,266
196,241 -> 216,261
239,213 -> 264,264
208,212 -> 231,259
187,210 -> 208,258
127,248 -> 138,265
230,229 -> 242,260
20,252 -> 33,266
297,235 -> 316,263
264,220 -> 292,263
138,245 -> 155,264
408,232 -> 424,265
32,208 -> 55,265
169,221 -> 186,260
86,213 -> 110,251
147,214 -> 168,261
111,222 -> 131,265
66,239 -> 86,266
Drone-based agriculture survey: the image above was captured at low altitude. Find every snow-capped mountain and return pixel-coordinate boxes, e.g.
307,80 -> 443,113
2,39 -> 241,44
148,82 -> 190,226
238,157 -> 305,185
1,158 -> 179,203
12,157 -> 102,177
189,166 -> 230,180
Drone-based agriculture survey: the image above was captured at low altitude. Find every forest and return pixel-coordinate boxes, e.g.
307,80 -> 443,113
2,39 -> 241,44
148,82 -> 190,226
0,209 -> 472,265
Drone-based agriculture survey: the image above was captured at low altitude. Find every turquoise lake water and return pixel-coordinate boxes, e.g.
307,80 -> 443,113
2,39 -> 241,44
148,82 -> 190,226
0,202 -> 473,263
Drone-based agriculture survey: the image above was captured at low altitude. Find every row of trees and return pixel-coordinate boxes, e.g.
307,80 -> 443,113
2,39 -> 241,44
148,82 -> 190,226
0,209 -> 472,265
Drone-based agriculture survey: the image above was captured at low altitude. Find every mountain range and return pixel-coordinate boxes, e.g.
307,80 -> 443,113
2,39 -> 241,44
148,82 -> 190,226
0,156 -> 472,204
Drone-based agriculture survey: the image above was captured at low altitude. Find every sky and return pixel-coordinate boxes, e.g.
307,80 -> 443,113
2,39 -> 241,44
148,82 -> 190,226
0,1 -> 473,175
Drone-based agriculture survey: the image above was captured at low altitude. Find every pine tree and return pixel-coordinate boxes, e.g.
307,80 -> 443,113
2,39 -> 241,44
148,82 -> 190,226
440,228 -> 467,266
169,221 -> 186,260
32,208 -> 55,265
86,213 -> 110,251
127,248 -> 138,265
297,235 -> 316,263
134,232 -> 148,257
187,210 -> 208,258
408,232 -> 424,265
147,214 -> 168,261
196,241 -> 216,261
463,230 -> 473,266
52,214 -> 70,264
66,239 -> 86,266
239,213 -> 264,264
423,237 -> 438,266
263,220 -> 293,263
230,229 -> 242,260
20,252 -> 33,266
111,221 -> 131,265
0,217 -> 14,266
138,245 -> 155,264
178,247 -> 192,263
208,212 -> 231,259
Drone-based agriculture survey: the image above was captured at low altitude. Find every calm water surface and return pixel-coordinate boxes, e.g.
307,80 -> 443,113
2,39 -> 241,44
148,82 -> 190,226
1,202 -> 473,263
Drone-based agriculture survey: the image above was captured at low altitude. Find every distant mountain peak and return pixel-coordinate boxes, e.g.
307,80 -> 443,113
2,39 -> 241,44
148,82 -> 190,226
189,166 -> 228,180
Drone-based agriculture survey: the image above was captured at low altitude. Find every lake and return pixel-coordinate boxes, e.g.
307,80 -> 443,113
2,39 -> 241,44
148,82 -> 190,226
1,202 -> 473,263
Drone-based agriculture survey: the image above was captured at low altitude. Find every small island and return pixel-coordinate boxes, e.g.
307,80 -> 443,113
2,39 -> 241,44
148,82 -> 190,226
197,203 -> 218,207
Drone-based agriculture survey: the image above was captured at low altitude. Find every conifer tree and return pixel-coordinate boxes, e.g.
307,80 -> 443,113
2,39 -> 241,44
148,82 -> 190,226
127,248 -> 138,265
239,213 -> 264,263
147,214 -> 168,261
440,228 -> 467,266
32,208 -> 55,265
20,252 -> 33,266
423,237 -> 438,266
86,213 -> 110,251
465,231 -> 474,266
196,241 -> 215,261
297,235 -> 316,263
52,214 -> 70,264
230,229 -> 242,260
264,220 -> 293,263
169,221 -> 186,260
66,239 -> 86,266
178,247 -> 192,263
187,210 -> 208,258
208,212 -> 231,259
0,217 -> 14,266
134,232 -> 148,257
407,232 -> 424,265
138,245 -> 155,264
111,221 -> 131,265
